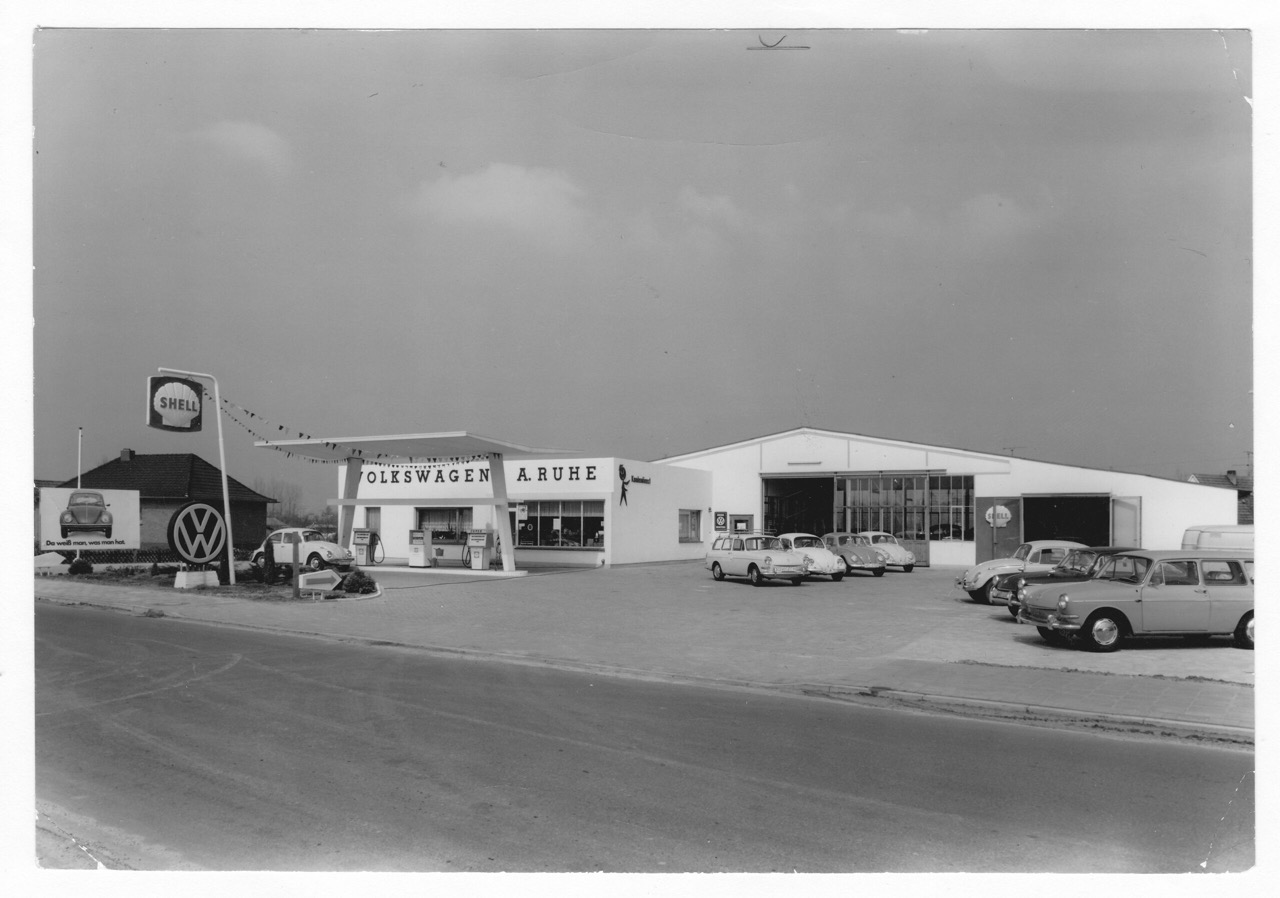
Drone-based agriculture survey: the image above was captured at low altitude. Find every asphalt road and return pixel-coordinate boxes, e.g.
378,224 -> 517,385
34,602 -> 1254,872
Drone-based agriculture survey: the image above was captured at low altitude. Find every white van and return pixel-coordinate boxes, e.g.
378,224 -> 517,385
1181,524 -> 1253,552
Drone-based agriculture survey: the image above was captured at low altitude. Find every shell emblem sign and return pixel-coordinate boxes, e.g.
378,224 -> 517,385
146,376 -> 203,432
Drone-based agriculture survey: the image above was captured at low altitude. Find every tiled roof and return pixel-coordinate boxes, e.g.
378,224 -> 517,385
56,454 -> 275,504
1188,473 -> 1253,492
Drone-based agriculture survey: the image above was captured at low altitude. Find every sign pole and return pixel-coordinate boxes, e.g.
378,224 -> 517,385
158,367 -> 236,584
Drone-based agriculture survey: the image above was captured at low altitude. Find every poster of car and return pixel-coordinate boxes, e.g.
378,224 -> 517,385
39,488 -> 141,550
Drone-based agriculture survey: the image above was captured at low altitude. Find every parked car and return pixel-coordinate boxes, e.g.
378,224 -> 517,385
251,527 -> 355,572
60,490 -> 112,539
856,531 -> 916,572
777,532 -> 848,581
956,539 -> 1087,603
988,546 -> 1138,618
1016,549 -> 1254,652
821,532 -> 888,577
1181,524 -> 1253,552
706,533 -> 809,586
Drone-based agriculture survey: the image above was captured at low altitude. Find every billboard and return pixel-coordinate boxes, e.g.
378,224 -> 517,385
146,375 -> 203,432
39,488 -> 141,550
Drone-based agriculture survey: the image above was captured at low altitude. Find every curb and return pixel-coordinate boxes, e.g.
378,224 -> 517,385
801,683 -> 1254,746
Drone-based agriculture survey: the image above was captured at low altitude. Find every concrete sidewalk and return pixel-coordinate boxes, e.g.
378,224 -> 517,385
33,562 -> 1255,744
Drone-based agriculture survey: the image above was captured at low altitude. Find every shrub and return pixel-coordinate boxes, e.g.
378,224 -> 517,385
341,568 -> 378,594
68,557 -> 93,575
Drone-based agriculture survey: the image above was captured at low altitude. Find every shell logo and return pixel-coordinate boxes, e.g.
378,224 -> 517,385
146,376 -> 203,432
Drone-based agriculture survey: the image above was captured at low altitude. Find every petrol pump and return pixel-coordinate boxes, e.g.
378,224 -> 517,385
466,529 -> 495,570
352,528 -> 375,566
408,529 -> 433,568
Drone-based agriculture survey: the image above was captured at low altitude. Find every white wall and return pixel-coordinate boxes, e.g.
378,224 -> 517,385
338,456 -> 711,566
659,427 -> 1238,560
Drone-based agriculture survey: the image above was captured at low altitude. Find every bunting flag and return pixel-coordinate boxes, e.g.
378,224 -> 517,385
204,389 -> 491,468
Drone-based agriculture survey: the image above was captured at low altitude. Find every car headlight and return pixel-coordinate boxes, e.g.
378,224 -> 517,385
61,512 -> 73,524
1057,594 -> 1070,613
762,555 -> 773,572
100,511 -> 112,523
1016,577 -> 1026,590
835,557 -> 846,570
322,548 -> 335,559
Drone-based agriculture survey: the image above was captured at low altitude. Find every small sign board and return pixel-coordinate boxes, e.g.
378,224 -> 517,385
714,511 -> 728,531
298,569 -> 343,592
985,505 -> 1013,528
39,488 -> 141,550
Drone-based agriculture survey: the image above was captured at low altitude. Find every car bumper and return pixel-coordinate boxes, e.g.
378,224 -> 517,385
1016,607 -> 1081,632
989,586 -> 1016,606
763,565 -> 807,579
846,562 -> 886,572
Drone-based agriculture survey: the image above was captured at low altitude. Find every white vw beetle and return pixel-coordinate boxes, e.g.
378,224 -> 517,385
777,532 -> 848,582
956,539 -> 1087,604
856,531 -> 916,572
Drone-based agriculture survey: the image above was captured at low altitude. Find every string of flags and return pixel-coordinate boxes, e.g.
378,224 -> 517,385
203,389 -> 490,468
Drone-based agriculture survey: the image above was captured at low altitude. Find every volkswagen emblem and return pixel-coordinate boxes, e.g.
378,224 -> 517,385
167,502 -> 227,565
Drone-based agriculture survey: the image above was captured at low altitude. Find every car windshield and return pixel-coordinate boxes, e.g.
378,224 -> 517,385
1012,544 -> 1032,561
302,530 -> 326,542
791,536 -> 822,548
1092,554 -> 1152,584
1058,550 -> 1098,575
871,534 -> 894,544
68,494 -> 103,506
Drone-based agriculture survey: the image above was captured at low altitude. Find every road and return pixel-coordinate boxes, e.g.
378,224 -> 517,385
35,602 -> 1253,872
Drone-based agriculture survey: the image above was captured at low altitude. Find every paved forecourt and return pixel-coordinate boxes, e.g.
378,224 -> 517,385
33,561 -> 1254,738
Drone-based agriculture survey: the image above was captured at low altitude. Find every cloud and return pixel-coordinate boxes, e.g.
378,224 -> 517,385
410,163 -> 590,250
677,186 -> 748,231
192,121 -> 292,176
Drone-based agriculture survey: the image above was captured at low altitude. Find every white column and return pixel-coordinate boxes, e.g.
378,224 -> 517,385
489,453 -> 516,572
338,459 -> 364,548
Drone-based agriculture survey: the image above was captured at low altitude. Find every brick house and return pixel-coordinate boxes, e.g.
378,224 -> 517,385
54,449 -> 275,550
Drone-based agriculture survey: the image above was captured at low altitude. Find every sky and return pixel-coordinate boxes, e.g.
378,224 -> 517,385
18,11 -> 1261,517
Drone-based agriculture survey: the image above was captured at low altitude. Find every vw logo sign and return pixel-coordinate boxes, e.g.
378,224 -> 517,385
167,502 -> 228,564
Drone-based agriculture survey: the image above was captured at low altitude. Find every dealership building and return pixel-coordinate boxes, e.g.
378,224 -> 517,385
264,427 -> 1238,571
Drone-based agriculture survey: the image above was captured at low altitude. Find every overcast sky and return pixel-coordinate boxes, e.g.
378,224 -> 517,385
25,22 -> 1256,512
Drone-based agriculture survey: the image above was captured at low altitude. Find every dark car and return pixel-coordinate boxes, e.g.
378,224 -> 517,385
60,491 -> 113,539
989,546 -> 1138,618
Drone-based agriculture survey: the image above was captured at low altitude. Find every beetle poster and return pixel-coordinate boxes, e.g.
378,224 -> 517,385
39,488 -> 141,550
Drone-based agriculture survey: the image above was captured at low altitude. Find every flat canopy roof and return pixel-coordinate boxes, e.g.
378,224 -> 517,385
255,431 -> 579,463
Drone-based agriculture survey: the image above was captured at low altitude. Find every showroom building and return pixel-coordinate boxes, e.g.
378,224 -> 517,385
655,427 -> 1240,567
263,427 -> 1238,571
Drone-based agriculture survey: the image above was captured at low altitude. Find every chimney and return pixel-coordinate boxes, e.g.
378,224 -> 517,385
121,449 -> 134,462
1227,469 -> 1238,486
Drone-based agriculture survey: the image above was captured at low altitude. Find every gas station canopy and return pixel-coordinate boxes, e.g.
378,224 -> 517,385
254,431 -> 579,463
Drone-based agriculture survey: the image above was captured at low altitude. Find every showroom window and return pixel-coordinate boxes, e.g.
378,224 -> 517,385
416,507 -> 472,542
679,509 -> 702,543
927,475 -> 975,540
518,500 -> 605,548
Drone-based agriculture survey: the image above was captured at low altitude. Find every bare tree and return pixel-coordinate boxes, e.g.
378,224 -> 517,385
253,477 -> 304,524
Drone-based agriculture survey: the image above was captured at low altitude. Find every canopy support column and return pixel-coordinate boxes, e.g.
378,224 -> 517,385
489,453 -> 516,572
338,458 -> 364,548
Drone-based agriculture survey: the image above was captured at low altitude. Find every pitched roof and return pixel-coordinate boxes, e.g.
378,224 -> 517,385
1187,472 -> 1253,492
57,453 -> 275,504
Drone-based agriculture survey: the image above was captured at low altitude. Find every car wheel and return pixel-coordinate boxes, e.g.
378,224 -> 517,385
873,569 -> 885,577
306,554 -> 326,572
903,564 -> 914,573
1036,626 -> 1067,646
791,577 -> 803,586
968,584 -> 991,604
1233,612 -> 1254,650
250,553 -> 264,568
831,573 -> 844,582
1079,612 -> 1124,652
1008,604 -> 1020,619
60,527 -> 68,539
748,566 -> 763,586
711,562 -> 725,581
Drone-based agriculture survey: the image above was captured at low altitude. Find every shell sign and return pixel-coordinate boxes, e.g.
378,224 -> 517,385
146,376 -> 203,432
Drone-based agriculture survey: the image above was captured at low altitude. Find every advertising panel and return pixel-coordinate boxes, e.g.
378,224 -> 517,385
146,375 -> 204,432
39,488 -> 141,550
